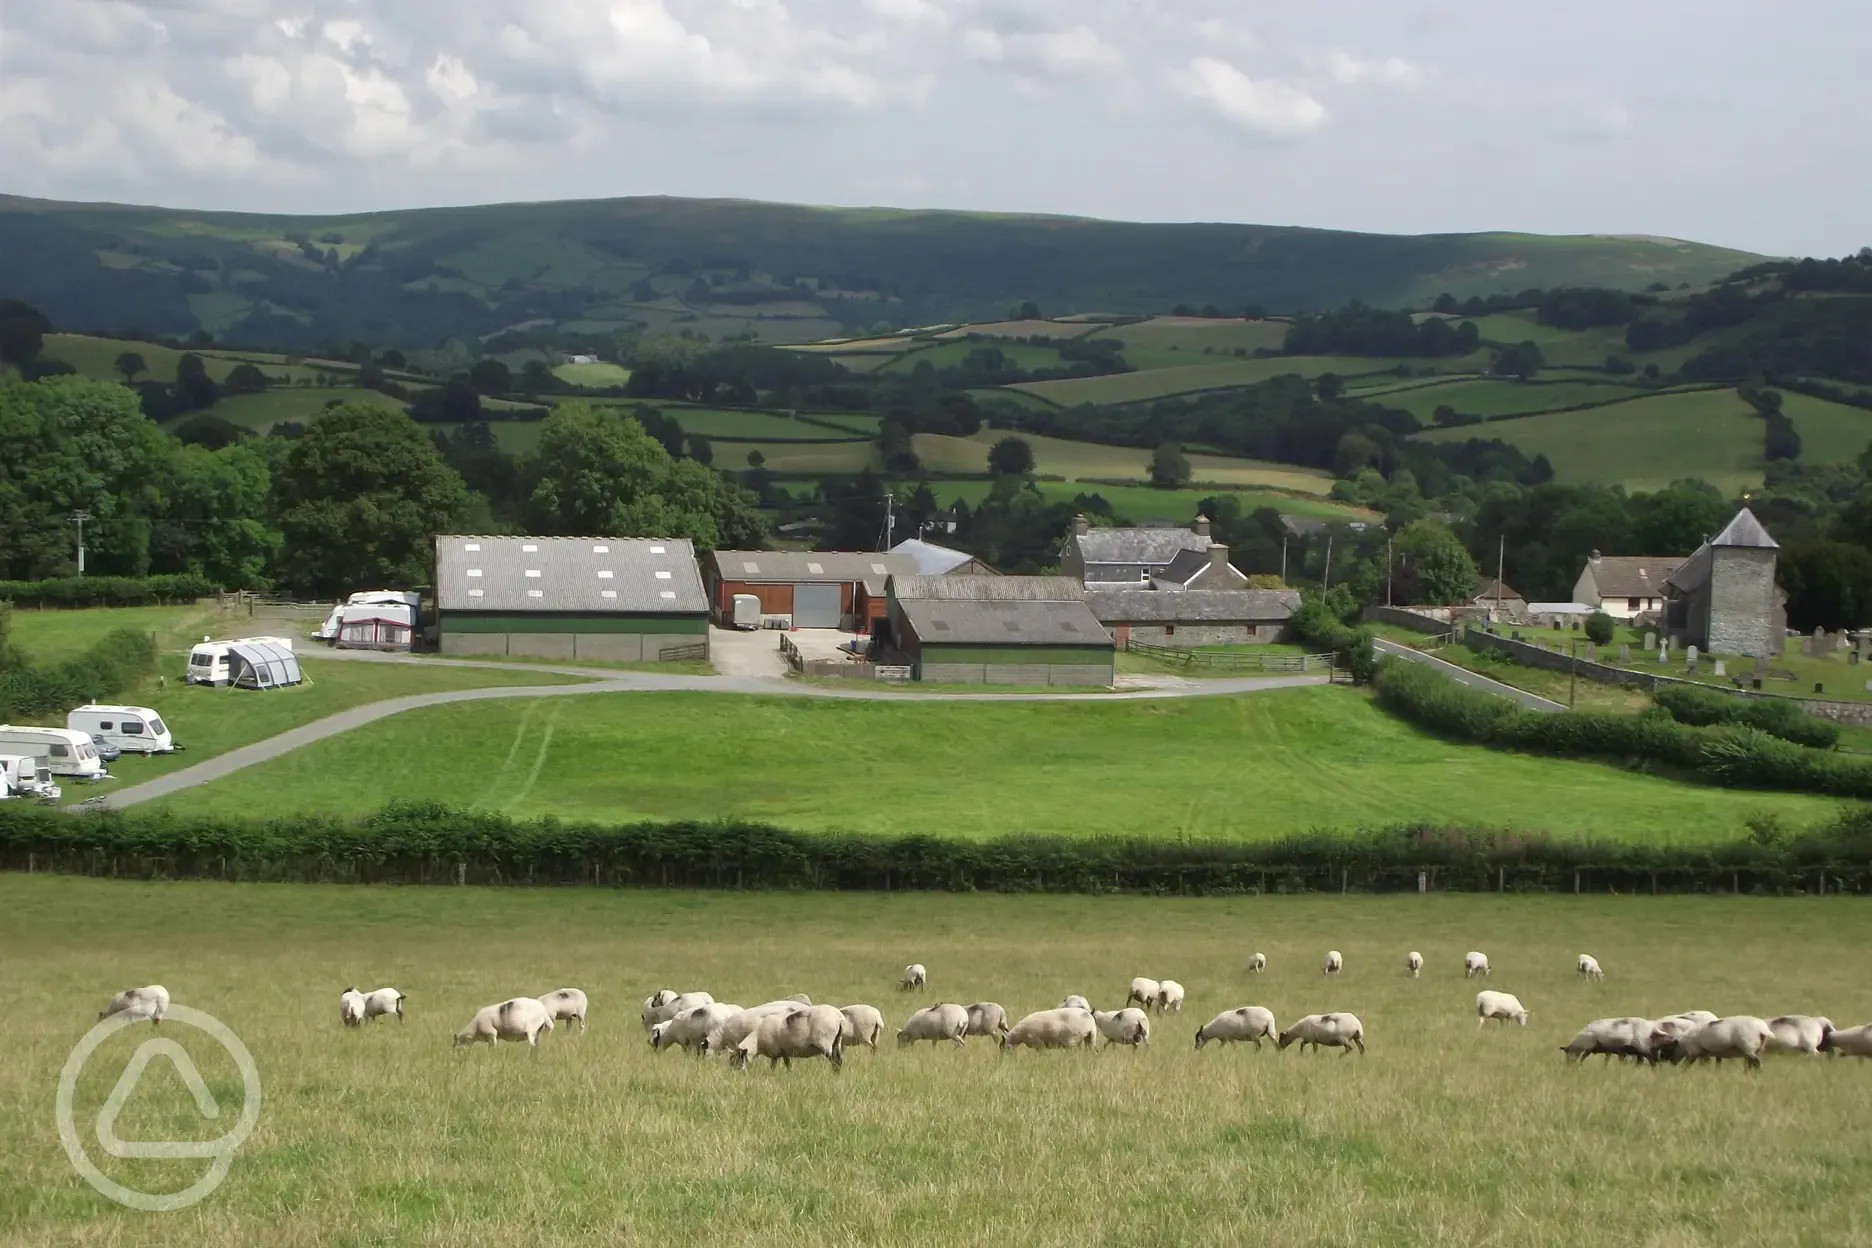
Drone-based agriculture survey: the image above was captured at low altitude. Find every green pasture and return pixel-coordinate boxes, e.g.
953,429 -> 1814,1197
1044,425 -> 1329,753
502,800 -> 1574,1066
190,387 -> 404,434
911,430 -> 1335,495
1461,311 -> 1707,371
5,604 -> 215,664
877,341 -> 1065,374
1374,377 -> 1663,421
551,362 -> 632,388
42,335 -> 327,386
1009,354 -> 1486,408
1089,316 -> 1291,370
5,877 -> 1870,1245
929,480 -> 1370,524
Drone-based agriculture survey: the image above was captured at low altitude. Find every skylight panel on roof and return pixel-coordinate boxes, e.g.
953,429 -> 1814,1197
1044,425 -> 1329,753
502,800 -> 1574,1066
468,589 -> 484,598
527,590 -> 543,598
522,543 -> 539,553
601,590 -> 617,599
807,562 -> 823,574
464,542 -> 480,552
649,545 -> 666,554
525,569 -> 541,578
659,591 -> 677,600
466,569 -> 482,577
598,570 -> 614,579
742,561 -> 759,574
593,544 -> 609,553
655,570 -> 671,580
871,563 -> 888,574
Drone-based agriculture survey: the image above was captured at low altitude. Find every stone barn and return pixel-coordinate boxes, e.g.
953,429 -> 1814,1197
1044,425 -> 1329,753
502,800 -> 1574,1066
1085,588 -> 1301,647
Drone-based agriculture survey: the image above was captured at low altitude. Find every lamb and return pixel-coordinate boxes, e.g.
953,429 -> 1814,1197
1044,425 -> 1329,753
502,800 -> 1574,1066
897,1003 -> 969,1047
1277,1012 -> 1365,1056
340,988 -> 366,1027
640,990 -> 714,1030
1246,952 -> 1267,974
651,1003 -> 740,1054
1765,1014 -> 1834,1056
1576,954 -> 1605,981
536,988 -> 586,1034
900,964 -> 927,992
731,1005 -> 845,1072
1195,1007 -> 1278,1050
1476,990 -> 1529,1029
839,1004 -> 886,1051
1819,1023 -> 1872,1057
1463,951 -> 1491,978
1655,1015 -> 1774,1070
1001,1007 -> 1097,1053
100,985 -> 169,1025
1155,980 -> 1185,1015
1058,995 -> 1092,1012
1404,952 -> 1423,979
964,1002 -> 1010,1041
1092,1007 -> 1151,1048
454,997 -> 555,1049
1560,1016 -> 1655,1064
1322,951 -> 1343,977
1125,978 -> 1161,1010
703,1000 -> 807,1055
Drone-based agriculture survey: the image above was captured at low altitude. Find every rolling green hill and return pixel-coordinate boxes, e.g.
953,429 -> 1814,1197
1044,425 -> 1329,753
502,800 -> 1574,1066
0,192 -> 1760,352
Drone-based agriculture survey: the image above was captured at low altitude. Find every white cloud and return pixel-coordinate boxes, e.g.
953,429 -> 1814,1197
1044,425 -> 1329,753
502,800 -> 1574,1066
1182,56 -> 1328,136
1324,49 -> 1423,89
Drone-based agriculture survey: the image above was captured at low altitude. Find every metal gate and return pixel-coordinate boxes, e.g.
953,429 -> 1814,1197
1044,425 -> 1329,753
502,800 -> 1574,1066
792,582 -> 842,628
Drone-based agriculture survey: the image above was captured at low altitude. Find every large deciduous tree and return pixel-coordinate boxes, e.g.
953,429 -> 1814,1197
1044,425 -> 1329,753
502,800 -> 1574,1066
1394,517 -> 1479,605
987,436 -> 1035,476
1149,441 -> 1191,488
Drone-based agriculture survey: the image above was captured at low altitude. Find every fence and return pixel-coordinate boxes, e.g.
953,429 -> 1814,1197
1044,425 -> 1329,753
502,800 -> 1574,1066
1125,640 -> 1333,673
779,634 -> 902,680
658,642 -> 708,663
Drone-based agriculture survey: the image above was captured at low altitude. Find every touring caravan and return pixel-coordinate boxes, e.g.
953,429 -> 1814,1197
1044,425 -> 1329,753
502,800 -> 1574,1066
334,601 -> 417,651
0,755 -> 60,802
0,726 -> 108,780
66,705 -> 175,755
316,591 -> 421,642
186,636 -> 296,687
731,594 -> 762,630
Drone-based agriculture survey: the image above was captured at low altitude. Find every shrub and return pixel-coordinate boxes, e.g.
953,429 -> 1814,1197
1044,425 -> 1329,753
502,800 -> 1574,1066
0,574 -> 217,609
1652,682 -> 1840,749
1583,611 -> 1615,646
0,628 -> 158,720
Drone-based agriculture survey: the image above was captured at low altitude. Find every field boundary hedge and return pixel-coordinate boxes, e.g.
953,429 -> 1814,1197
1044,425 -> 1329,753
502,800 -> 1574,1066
0,573 -> 217,608
0,626 -> 159,720
4,802 -> 1870,894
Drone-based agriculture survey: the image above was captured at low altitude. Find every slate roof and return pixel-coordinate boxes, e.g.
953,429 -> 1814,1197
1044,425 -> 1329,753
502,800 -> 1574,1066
435,536 -> 707,614
1068,526 -> 1209,567
1084,589 -> 1301,623
1470,578 -> 1525,603
1579,555 -> 1683,600
890,574 -> 1084,601
888,538 -> 982,575
897,597 -> 1111,647
1664,546 -> 1713,595
1711,507 -> 1779,549
709,550 -> 918,582
1153,547 -> 1247,589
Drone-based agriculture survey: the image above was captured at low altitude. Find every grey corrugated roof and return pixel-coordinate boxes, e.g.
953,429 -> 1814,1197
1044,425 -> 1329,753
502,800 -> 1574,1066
436,536 -> 706,613
1579,555 -> 1682,599
888,539 -> 979,575
1084,589 -> 1301,623
1711,507 -> 1779,549
709,550 -> 918,582
891,574 -> 1084,601
899,597 -> 1112,647
1070,526 -> 1209,566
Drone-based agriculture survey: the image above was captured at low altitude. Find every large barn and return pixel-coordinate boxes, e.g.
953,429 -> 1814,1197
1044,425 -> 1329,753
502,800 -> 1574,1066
704,550 -> 921,629
434,536 -> 709,661
884,574 -> 1114,686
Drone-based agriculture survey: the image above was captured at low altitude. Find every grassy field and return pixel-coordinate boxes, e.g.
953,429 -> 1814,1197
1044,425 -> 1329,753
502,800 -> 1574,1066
877,341 -> 1065,374
190,387 -> 404,434
6,605 -> 215,664
149,685 -> 1842,839
927,480 -> 1373,524
913,430 -> 1335,494
1461,311 -> 1705,371
1089,316 -> 1292,370
5,877 -> 1871,1245
1009,355 -> 1484,408
42,335 -> 327,386
1372,377 -> 1664,421
551,361 -> 632,388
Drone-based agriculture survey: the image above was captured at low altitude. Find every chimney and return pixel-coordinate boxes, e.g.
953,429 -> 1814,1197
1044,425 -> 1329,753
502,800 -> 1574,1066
1192,514 -> 1212,538
1072,514 -> 1090,537
1589,549 -> 1602,563
1208,542 -> 1229,574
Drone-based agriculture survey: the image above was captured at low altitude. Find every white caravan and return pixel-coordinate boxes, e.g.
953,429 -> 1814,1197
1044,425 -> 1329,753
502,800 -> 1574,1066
731,593 -> 761,629
0,726 -> 107,780
315,591 -> 421,642
0,755 -> 61,801
186,635 -> 295,686
66,705 -> 175,755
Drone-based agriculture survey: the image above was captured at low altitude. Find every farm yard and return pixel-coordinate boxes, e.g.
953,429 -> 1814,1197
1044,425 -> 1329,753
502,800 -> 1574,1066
5,877 -> 1870,1246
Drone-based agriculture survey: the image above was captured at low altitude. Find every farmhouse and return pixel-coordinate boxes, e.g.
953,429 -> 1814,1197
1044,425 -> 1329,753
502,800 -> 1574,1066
885,574 -> 1114,686
434,536 -> 708,662
1151,542 -> 1249,590
1572,551 -> 1683,619
1663,507 -> 1787,657
1059,515 -> 1214,585
1085,588 -> 1300,647
888,538 -> 997,577
705,550 -> 920,629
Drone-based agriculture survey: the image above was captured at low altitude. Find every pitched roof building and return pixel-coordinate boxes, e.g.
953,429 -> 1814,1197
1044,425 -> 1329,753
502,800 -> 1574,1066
1084,587 -> 1301,647
883,574 -> 1113,685
1059,515 -> 1214,584
1663,508 -> 1786,657
1571,551 -> 1684,619
887,538 -> 997,577
703,549 -> 920,628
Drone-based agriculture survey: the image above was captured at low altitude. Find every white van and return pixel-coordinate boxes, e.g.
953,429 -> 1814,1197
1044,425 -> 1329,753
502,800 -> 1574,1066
186,635 -> 295,686
0,755 -> 60,801
66,705 -> 175,755
0,726 -> 108,780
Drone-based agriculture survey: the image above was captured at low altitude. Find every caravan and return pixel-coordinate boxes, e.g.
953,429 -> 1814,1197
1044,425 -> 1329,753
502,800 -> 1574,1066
316,591 -> 421,643
0,755 -> 61,802
186,635 -> 295,687
0,726 -> 108,780
66,705 -> 175,755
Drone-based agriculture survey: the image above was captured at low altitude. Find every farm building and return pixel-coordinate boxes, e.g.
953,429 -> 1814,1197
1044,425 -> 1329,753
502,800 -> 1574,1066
1663,508 -> 1787,657
1468,578 -> 1527,615
1060,515 -> 1212,585
1572,551 -> 1683,619
1150,543 -> 1249,591
884,575 -> 1114,686
888,538 -> 997,577
705,550 -> 921,629
1085,588 -> 1301,647
434,536 -> 708,662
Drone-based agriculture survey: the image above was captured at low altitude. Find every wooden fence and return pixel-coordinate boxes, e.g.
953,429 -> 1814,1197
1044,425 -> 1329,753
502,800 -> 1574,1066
1125,641 -> 1334,673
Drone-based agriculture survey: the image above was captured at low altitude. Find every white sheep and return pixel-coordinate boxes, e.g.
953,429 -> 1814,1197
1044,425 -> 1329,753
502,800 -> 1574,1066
1645,1010 -> 1719,1049
1765,1014 -> 1834,1056
651,1003 -> 741,1054
731,1005 -> 845,1072
640,990 -> 714,1030
1463,951 -> 1490,978
358,987 -> 406,1024
900,964 -> 927,992
1656,1015 -> 1773,1070
1560,1016 -> 1654,1064
100,985 -> 169,1024
1195,1006 -> 1278,1050
839,1004 -> 886,1051
1476,990 -> 1528,1029
964,1002 -> 1009,1041
1125,978 -> 1161,1010
1277,1012 -> 1365,1055
340,988 -> 366,1027
1001,1007 -> 1097,1053
703,1001 -> 805,1055
1322,951 -> 1343,977
535,988 -> 586,1033
454,997 -> 554,1049
1092,1007 -> 1152,1048
1155,980 -> 1185,1015
786,993 -> 813,1004
1058,994 -> 1092,1012
1576,953 -> 1605,981
1404,952 -> 1423,979
897,1003 -> 969,1047
1820,1023 -> 1872,1057
1246,952 -> 1267,974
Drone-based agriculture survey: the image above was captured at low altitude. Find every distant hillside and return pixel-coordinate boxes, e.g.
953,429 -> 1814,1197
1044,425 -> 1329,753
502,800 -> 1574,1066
0,193 -> 1762,352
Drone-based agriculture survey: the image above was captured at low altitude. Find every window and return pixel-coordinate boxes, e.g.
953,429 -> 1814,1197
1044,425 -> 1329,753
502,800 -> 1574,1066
1627,597 -> 1641,611
99,722 -> 114,732
464,542 -> 481,552
659,591 -> 677,600
1165,625 -> 1176,636
527,589 -> 544,599
807,562 -> 824,574
122,719 -> 144,735
601,590 -> 618,599
592,544 -> 610,553
650,545 -> 666,554
148,718 -> 166,736
190,654 -> 211,667
742,561 -> 760,574
468,589 -> 485,598
50,744 -> 69,758
525,569 -> 542,578
598,570 -> 615,579
655,570 -> 672,580
522,543 -> 539,553
467,569 -> 482,577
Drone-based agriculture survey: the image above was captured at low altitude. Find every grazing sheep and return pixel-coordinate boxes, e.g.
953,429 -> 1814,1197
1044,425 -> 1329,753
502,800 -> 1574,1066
1463,951 -> 1491,978
1001,1007 -> 1097,1054
1125,978 -> 1161,1010
786,993 -> 813,1005
1655,1015 -> 1774,1070
703,1001 -> 806,1055
536,988 -> 586,1033
1092,1007 -> 1152,1048
1765,1014 -> 1834,1056
360,987 -> 406,1023
1576,954 -> 1605,981
1476,990 -> 1529,1029
1644,1011 -> 1719,1049
100,985 -> 169,1025
897,1003 -> 969,1048
964,1002 -> 1010,1041
454,997 -> 555,1049
1322,951 -> 1343,977
1819,1023 -> 1872,1057
1560,1017 -> 1655,1064
340,988 -> 366,1027
1155,980 -> 1185,1015
900,964 -> 927,992
651,1003 -> 741,1054
731,1005 -> 845,1072
1404,952 -> 1423,979
1195,1007 -> 1278,1050
1058,995 -> 1092,1012
1277,1012 -> 1365,1056
839,1004 -> 886,1051
640,990 -> 714,1031
1246,952 -> 1267,974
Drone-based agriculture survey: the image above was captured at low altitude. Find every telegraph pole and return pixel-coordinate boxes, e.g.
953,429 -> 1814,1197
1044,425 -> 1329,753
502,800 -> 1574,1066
1386,534 -> 1394,607
1322,535 -> 1334,592
1280,536 -> 1288,583
72,510 -> 92,576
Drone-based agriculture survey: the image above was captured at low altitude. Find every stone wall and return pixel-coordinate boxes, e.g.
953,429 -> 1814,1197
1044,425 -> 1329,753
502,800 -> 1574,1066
1363,605 -> 1455,634
1120,622 -> 1280,647
1708,546 -> 1781,658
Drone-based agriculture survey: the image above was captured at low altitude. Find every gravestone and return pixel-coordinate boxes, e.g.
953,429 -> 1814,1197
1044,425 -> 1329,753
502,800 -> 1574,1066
1840,633 -> 1855,652
1814,626 -> 1828,657
1585,642 -> 1598,662
1619,644 -> 1631,663
1686,644 -> 1699,670
1658,640 -> 1670,664
1643,632 -> 1657,651
1853,650 -> 1862,666
1866,679 -> 1872,694
1803,634 -> 1818,658
1713,660 -> 1726,677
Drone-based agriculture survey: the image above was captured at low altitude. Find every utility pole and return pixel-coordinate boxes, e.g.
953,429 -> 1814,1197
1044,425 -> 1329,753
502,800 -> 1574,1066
1322,535 -> 1334,592
1496,534 -> 1505,616
881,490 -> 895,552
1386,534 -> 1394,607
72,510 -> 92,576
1569,638 -> 1578,708
1280,536 -> 1288,583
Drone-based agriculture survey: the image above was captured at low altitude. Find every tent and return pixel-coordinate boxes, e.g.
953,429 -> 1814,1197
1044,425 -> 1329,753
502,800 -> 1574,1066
227,639 -> 303,690
335,603 -> 415,651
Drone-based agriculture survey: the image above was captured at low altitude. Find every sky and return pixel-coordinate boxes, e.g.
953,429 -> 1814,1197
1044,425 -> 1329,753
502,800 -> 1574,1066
3,0 -> 1868,257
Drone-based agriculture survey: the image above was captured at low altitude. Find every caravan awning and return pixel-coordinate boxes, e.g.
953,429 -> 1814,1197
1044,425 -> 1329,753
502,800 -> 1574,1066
228,639 -> 302,688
